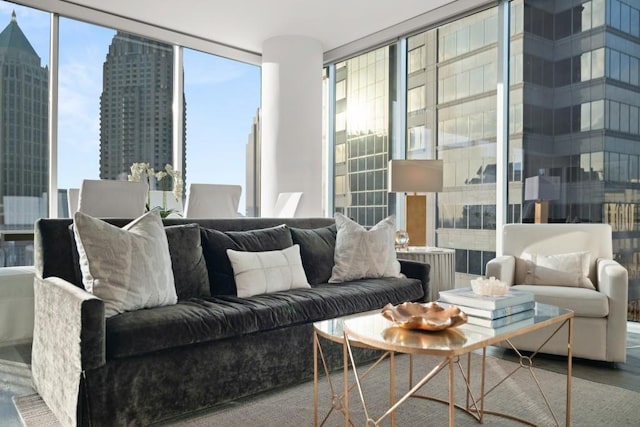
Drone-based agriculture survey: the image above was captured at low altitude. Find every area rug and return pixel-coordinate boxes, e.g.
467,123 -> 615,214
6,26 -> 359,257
14,353 -> 640,426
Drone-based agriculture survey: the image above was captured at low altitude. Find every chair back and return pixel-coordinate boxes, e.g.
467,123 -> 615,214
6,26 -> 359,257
502,223 -> 613,285
272,192 -> 303,218
67,188 -> 80,217
77,179 -> 147,218
184,183 -> 242,218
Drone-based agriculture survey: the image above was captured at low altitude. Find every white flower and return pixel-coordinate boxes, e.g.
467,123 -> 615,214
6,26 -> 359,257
129,162 -> 183,214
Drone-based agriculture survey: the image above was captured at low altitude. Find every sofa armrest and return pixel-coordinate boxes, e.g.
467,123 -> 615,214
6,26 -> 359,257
597,258 -> 628,362
31,276 -> 105,426
399,259 -> 431,302
485,255 -> 516,285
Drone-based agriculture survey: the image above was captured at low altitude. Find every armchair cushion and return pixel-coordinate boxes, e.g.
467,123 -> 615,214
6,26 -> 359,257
511,285 -> 608,317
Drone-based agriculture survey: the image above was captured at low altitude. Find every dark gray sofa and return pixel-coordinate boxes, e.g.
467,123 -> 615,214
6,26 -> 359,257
32,217 -> 429,426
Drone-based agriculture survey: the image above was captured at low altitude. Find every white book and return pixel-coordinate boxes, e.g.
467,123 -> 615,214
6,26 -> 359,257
461,316 -> 536,337
438,301 -> 535,320
465,309 -> 535,328
438,287 -> 535,310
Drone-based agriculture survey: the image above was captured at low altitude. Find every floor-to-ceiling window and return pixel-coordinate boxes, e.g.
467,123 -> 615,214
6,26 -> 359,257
183,49 -> 260,217
510,0 -> 640,321
406,7 -> 499,283
0,1 -> 261,266
329,0 -> 640,321
333,46 -> 396,226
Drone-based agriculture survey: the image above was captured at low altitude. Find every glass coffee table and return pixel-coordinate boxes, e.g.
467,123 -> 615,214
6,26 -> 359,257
313,303 -> 574,427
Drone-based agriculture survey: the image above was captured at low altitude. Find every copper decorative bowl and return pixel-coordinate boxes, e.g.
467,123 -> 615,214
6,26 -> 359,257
381,301 -> 467,331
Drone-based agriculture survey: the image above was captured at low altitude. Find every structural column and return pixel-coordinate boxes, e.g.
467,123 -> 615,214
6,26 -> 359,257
261,35 -> 323,217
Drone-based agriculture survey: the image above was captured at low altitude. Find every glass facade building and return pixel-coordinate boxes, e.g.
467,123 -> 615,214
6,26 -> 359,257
330,0 -> 640,321
333,46 -> 395,227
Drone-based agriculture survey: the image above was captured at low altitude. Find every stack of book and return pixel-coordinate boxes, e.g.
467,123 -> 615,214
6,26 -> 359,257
438,287 -> 536,335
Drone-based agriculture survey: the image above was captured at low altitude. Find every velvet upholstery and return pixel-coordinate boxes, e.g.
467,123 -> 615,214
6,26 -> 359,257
105,277 -> 422,359
164,223 -> 210,300
290,224 -> 336,285
32,217 -> 430,427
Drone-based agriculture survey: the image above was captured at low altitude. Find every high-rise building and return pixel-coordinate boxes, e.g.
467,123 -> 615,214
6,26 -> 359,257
100,31 -> 186,185
0,11 -> 48,228
405,0 -> 640,320
334,46 -> 395,227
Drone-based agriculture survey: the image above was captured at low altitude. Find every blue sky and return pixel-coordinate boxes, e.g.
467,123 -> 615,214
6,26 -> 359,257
1,3 -> 260,212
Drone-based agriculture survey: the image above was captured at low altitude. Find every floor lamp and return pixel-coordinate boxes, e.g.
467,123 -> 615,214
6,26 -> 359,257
388,159 -> 444,247
524,175 -> 560,223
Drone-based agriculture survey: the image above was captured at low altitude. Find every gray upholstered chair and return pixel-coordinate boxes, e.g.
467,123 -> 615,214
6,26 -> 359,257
486,223 -> 628,362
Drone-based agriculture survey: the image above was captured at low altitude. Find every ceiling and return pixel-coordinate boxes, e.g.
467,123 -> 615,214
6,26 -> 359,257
66,0 -> 463,55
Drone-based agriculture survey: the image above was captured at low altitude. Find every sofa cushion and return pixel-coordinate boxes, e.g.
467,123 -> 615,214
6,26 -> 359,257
329,213 -> 402,283
511,284 -> 609,317
165,224 -> 210,300
73,210 -> 177,318
290,224 -> 336,285
104,276 -> 423,359
227,245 -> 310,297
200,224 -> 294,295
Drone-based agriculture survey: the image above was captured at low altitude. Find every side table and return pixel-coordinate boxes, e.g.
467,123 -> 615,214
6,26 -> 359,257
396,247 -> 455,301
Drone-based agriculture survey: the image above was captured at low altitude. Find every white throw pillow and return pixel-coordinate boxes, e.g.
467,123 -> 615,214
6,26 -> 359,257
329,213 -> 403,283
521,251 -> 595,289
73,210 -> 178,317
227,245 -> 311,298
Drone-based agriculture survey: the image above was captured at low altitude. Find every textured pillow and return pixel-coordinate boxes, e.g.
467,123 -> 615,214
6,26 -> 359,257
200,224 -> 293,295
72,210 -> 177,317
290,224 -> 337,285
164,224 -> 210,300
520,251 -> 595,289
227,245 -> 310,297
329,213 -> 402,283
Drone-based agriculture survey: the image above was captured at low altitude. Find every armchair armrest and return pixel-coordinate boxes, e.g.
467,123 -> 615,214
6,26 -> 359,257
597,258 -> 628,362
485,255 -> 516,284
399,259 -> 431,302
31,276 -> 105,426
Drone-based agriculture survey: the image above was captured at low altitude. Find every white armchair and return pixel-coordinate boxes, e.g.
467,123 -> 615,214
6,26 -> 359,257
486,223 -> 628,362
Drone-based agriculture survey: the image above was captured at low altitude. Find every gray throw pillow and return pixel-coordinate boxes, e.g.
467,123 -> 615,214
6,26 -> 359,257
290,224 -> 336,285
200,224 -> 293,295
73,210 -> 177,317
165,224 -> 210,300
329,213 -> 402,283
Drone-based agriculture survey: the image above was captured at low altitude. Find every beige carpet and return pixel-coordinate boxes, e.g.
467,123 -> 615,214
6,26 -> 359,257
14,353 -> 640,426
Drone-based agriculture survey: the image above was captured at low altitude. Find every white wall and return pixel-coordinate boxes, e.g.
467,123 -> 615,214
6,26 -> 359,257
261,35 -> 324,217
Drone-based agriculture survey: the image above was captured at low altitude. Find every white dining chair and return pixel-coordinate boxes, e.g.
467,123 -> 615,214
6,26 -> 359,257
184,183 -> 242,218
272,192 -> 303,218
77,179 -> 148,218
67,188 -> 80,217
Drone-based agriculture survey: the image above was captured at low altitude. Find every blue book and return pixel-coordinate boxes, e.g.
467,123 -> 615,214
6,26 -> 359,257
438,287 -> 535,310
438,300 -> 535,320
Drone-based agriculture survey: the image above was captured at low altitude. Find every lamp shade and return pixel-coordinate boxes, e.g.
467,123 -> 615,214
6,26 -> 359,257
388,160 -> 443,193
524,175 -> 561,201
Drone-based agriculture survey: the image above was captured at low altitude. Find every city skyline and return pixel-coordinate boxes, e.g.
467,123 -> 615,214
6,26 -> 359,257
0,3 -> 260,213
